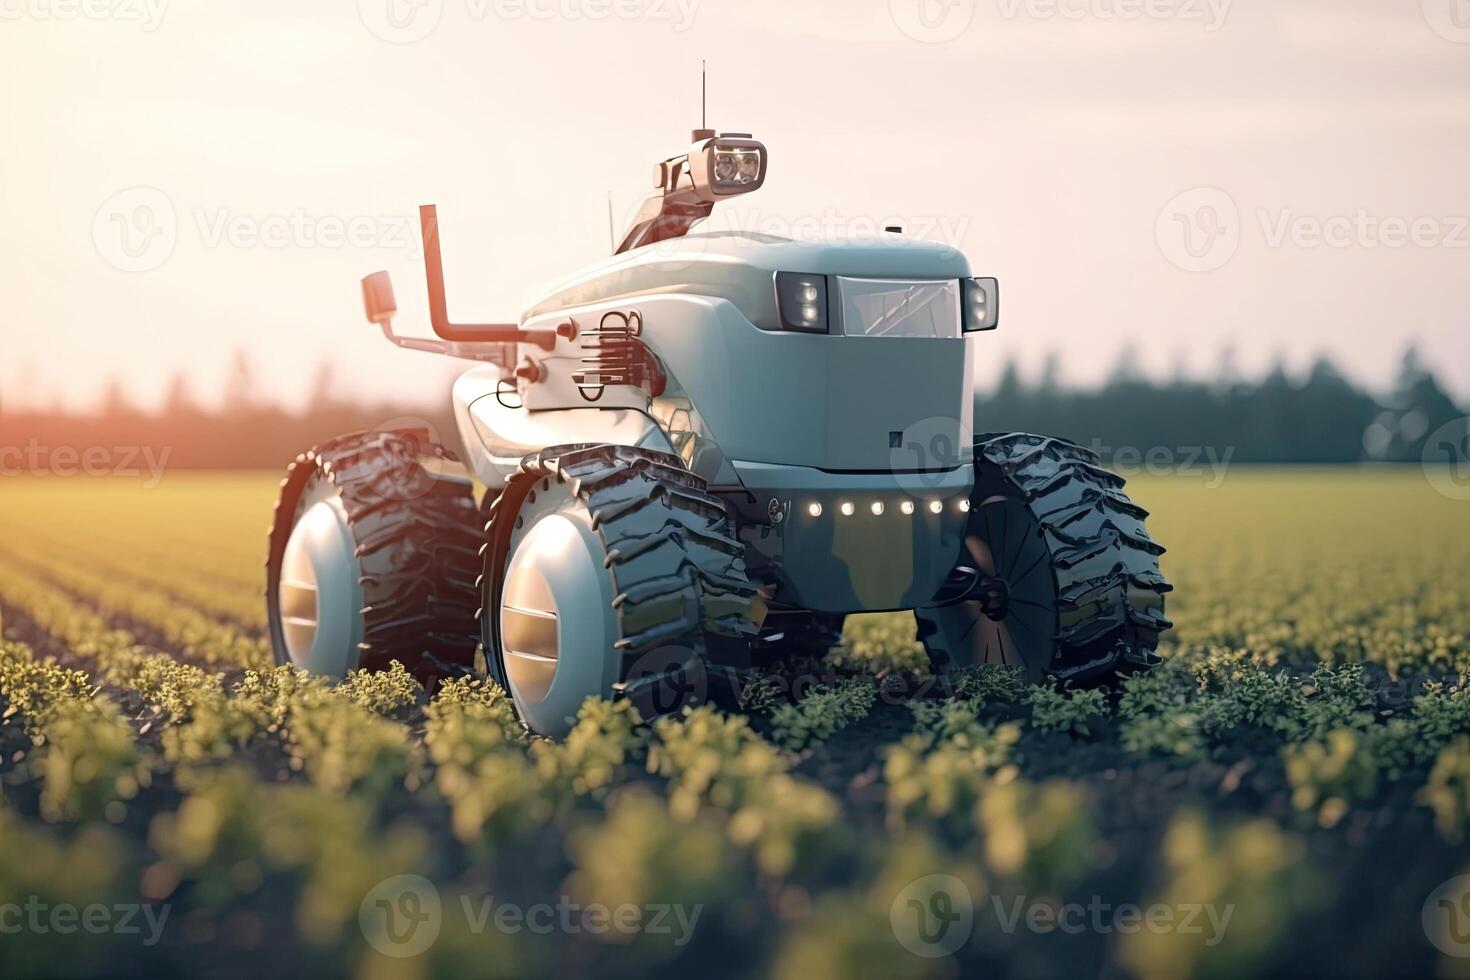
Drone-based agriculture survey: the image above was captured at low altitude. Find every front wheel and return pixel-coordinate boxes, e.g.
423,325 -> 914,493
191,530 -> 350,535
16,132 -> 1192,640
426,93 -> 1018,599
915,433 -> 1172,684
481,445 -> 756,737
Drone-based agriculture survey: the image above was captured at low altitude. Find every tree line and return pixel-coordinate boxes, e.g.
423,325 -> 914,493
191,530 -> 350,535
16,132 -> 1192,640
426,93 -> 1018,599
1,348 -> 1462,471
976,347 -> 1463,465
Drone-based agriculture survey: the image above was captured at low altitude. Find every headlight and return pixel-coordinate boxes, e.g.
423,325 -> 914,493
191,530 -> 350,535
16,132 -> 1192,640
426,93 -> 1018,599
774,272 -> 830,333
693,137 -> 767,198
714,148 -> 762,189
963,277 -> 1000,332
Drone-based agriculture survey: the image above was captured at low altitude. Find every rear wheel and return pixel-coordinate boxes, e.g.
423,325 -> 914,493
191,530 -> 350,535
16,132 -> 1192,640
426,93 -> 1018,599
916,433 -> 1172,684
481,445 -> 756,737
266,429 -> 481,681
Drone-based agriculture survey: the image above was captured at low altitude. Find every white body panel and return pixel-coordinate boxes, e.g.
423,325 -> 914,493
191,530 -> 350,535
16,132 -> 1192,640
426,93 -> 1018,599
453,367 -> 671,488
525,230 -> 973,329
451,230 -> 982,612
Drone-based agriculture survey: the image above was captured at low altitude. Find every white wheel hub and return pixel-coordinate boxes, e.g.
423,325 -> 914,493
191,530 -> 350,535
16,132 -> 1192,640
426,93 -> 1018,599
277,486 -> 364,676
499,488 -> 619,737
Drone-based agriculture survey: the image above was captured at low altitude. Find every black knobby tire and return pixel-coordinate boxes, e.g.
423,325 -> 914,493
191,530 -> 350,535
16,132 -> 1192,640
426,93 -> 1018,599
916,433 -> 1173,683
266,429 -> 482,680
481,444 -> 756,719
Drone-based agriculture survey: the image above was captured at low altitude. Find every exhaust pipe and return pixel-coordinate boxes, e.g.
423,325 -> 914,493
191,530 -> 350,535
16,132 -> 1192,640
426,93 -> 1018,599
420,204 -> 554,350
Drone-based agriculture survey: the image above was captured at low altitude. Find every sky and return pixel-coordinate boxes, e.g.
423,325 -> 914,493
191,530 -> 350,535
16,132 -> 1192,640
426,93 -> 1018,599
1,0 -> 1467,413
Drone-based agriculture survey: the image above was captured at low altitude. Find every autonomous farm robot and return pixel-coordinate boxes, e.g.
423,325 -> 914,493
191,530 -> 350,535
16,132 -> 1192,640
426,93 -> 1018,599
265,128 -> 1171,735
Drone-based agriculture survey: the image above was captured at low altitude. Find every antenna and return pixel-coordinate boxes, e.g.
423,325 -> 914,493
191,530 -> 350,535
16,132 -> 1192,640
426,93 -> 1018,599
607,192 -> 615,252
692,61 -> 716,142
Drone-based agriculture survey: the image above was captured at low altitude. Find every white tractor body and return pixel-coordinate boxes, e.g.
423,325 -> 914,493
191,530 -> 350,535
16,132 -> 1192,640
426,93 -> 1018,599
267,127 -> 1169,737
453,229 -> 978,612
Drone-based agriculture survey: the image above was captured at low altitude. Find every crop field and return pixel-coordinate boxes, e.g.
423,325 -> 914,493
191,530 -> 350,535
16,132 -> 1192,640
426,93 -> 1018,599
1,468 -> 1468,978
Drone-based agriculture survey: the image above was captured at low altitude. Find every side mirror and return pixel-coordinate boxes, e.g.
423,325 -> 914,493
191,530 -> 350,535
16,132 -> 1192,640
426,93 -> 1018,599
361,271 -> 397,327
963,277 -> 1000,333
